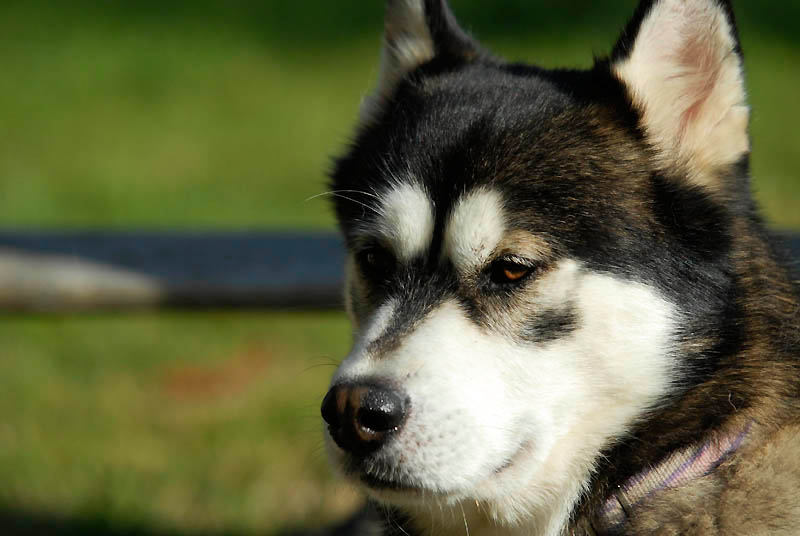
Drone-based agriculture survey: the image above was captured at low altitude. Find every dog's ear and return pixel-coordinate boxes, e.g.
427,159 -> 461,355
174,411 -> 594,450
612,0 -> 749,192
363,0 -> 481,120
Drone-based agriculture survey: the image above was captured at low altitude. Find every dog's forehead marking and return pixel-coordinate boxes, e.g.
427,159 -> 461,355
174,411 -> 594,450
371,182 -> 435,261
443,187 -> 506,273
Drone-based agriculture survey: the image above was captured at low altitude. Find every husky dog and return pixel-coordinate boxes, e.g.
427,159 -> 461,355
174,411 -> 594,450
320,1 -> 800,534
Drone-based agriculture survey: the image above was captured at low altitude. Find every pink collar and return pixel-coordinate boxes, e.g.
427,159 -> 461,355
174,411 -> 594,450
593,421 -> 752,534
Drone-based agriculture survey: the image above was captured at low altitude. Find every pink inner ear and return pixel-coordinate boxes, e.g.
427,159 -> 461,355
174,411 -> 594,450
676,32 -> 723,138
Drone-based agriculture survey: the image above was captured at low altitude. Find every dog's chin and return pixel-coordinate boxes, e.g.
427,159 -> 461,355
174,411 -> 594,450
337,454 -> 429,497
359,472 -> 422,496
338,438 -> 539,507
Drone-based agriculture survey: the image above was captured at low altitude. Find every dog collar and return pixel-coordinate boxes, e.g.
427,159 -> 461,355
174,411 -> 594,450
588,421 -> 753,534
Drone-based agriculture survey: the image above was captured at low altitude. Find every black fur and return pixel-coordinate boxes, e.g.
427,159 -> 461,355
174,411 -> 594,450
421,0 -> 483,61
523,305 -> 579,344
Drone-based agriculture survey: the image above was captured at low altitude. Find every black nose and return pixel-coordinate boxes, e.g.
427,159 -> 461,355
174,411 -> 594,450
321,381 -> 407,456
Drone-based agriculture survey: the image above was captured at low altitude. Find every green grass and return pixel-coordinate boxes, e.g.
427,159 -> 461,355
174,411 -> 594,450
0,312 -> 360,534
0,1 -> 797,229
0,4 -> 374,229
0,1 -> 798,534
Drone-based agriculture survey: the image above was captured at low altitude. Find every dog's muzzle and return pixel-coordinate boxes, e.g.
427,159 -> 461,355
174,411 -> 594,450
321,380 -> 408,457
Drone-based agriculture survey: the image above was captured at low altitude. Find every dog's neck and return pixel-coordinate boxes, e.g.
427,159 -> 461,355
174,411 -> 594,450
588,421 -> 752,534
388,473 -> 587,536
396,505 -> 573,536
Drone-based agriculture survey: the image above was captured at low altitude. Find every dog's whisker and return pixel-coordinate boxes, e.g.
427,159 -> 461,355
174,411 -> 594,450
460,502 -> 470,536
299,362 -> 340,374
304,191 -> 380,215
304,189 -> 381,203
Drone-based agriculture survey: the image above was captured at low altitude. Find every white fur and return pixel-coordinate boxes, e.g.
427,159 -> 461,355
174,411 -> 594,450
362,0 -> 435,122
329,259 -> 678,536
354,182 -> 435,262
443,188 -> 507,274
614,0 -> 749,188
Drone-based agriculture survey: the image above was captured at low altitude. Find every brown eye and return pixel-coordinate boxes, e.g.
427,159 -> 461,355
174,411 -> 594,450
489,258 -> 535,286
503,264 -> 530,282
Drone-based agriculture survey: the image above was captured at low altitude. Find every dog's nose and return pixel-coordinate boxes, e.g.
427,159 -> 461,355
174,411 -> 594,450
321,381 -> 407,456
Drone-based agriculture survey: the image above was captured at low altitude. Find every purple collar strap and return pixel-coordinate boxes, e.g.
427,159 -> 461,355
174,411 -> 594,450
592,421 -> 753,534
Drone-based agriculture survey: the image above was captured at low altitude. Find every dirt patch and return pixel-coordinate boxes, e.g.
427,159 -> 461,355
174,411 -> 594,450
163,345 -> 275,401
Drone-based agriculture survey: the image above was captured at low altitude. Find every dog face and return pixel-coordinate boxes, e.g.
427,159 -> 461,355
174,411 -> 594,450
323,0 -> 749,531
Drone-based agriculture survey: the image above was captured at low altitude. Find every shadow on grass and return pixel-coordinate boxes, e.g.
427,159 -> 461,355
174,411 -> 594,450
0,506 -> 367,536
0,508 -> 239,536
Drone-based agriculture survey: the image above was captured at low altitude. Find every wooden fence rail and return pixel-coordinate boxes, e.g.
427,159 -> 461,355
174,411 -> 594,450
0,230 -> 797,312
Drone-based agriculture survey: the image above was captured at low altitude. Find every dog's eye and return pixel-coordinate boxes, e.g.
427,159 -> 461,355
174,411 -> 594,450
489,257 -> 535,286
358,246 -> 396,281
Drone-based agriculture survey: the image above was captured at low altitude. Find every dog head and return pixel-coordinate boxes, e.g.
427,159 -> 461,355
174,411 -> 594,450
322,0 -> 749,530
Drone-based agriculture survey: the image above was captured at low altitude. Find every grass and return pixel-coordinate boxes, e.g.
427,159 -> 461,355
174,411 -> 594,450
0,1 -> 798,229
0,312 -> 361,534
0,1 -> 798,535
0,4 -> 370,229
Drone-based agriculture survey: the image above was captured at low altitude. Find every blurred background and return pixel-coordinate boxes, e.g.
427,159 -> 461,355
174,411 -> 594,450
0,0 -> 797,534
